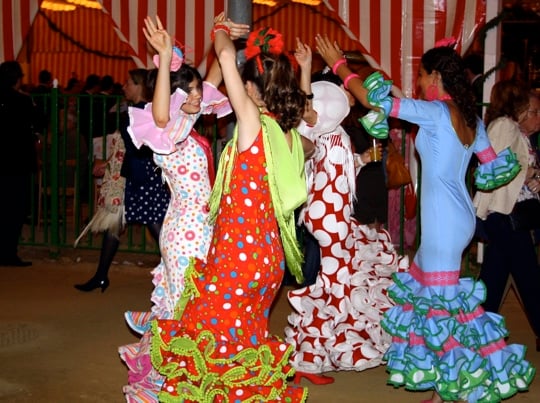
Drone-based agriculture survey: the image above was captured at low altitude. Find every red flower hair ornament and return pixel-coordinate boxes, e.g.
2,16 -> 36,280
244,27 -> 284,61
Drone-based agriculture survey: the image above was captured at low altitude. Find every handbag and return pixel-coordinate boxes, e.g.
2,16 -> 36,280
509,198 -> 540,231
386,141 -> 412,189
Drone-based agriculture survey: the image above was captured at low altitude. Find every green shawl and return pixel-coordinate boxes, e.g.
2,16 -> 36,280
209,114 -> 307,283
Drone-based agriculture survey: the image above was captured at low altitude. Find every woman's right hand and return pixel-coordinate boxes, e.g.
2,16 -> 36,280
294,38 -> 312,70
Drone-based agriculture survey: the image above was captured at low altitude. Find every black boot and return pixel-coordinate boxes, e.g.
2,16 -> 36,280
74,230 -> 119,293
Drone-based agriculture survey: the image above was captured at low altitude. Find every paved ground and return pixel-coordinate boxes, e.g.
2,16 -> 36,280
1,246 -> 540,403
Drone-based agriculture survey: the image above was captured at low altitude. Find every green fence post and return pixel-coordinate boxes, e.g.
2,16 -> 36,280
49,86 -> 60,257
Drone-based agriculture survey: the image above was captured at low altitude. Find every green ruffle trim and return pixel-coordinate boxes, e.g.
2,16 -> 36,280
150,327 -> 306,403
387,363 -> 535,402
172,257 -> 200,320
359,71 -> 393,139
474,148 -> 521,191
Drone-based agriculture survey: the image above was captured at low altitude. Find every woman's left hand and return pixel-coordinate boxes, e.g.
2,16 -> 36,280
213,12 -> 250,40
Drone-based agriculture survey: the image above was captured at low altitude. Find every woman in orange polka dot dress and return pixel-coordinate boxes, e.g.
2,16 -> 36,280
149,15 -> 312,402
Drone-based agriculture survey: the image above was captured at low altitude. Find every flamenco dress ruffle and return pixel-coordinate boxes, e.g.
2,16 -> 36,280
127,82 -> 231,155
286,224 -> 408,373
382,262 -> 535,402
474,147 -> 521,190
151,272 -> 306,402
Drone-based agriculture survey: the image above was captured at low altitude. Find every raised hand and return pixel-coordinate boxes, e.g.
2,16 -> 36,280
315,34 -> 343,69
213,12 -> 250,41
294,38 -> 312,71
143,15 -> 172,58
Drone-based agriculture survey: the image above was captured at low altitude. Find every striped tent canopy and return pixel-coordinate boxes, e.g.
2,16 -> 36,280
322,0 -> 486,96
1,0 -> 486,95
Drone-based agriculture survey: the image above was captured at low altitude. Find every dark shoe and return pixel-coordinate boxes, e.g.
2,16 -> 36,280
74,276 -> 109,293
0,257 -> 32,267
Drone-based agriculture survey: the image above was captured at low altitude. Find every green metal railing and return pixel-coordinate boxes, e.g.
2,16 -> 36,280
23,89 -> 484,277
23,89 -> 159,256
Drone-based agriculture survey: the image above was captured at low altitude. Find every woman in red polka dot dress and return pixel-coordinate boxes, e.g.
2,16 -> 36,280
149,14 -> 314,402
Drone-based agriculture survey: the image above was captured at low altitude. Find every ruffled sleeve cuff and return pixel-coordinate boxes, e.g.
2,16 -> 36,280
359,71 -> 393,139
474,147 -> 521,190
127,106 -> 177,155
200,81 -> 232,118
127,83 -> 231,155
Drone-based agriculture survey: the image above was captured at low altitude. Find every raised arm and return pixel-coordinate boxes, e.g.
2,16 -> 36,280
315,34 -> 371,109
212,14 -> 259,152
294,37 -> 317,126
206,14 -> 249,88
143,16 -> 172,128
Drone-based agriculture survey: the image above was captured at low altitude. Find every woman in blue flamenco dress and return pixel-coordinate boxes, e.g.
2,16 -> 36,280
315,35 -> 535,403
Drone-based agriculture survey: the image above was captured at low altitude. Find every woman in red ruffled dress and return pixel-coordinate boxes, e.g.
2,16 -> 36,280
149,14 -> 313,402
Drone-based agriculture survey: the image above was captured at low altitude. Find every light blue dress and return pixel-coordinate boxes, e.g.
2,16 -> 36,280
381,98 -> 535,402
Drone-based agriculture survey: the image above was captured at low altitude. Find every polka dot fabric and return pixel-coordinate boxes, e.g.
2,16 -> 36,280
124,158 -> 169,225
150,136 -> 213,318
285,131 -> 408,374
119,132 -> 214,402
151,133 -> 307,402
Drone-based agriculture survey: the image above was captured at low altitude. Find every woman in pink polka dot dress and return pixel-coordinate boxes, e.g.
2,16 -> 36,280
149,16 -> 312,402
117,16 -> 238,402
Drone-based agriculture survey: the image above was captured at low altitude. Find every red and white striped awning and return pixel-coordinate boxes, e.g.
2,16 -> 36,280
0,0 -> 41,61
101,0 -> 486,96
100,0 -> 226,71
2,0 -> 486,96
321,0 -> 486,97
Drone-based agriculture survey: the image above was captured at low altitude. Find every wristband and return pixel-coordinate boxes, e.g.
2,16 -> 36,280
332,58 -> 347,74
343,73 -> 360,90
210,24 -> 231,41
306,93 -> 314,100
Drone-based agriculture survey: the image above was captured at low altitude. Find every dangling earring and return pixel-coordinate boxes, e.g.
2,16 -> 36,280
425,83 -> 439,101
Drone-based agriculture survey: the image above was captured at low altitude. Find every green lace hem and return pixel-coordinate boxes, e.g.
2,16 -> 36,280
387,364 -> 535,402
151,326 -> 305,402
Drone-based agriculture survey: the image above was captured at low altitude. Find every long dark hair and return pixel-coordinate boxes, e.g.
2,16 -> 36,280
241,52 -> 305,132
421,46 -> 477,130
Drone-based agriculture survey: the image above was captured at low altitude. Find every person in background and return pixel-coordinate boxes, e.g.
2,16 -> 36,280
475,83 -> 540,352
147,14 -> 310,402
74,68 -> 169,293
0,61 -> 39,267
316,34 -> 534,402
31,69 -> 54,136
